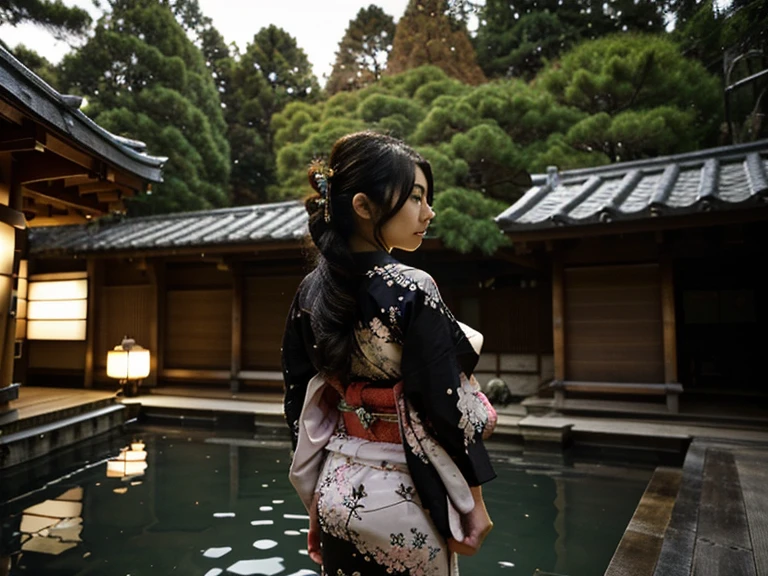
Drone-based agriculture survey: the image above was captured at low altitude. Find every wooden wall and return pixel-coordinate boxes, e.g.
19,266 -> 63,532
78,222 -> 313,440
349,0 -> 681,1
24,254 -> 547,390
243,276 -> 302,370
563,264 -> 664,383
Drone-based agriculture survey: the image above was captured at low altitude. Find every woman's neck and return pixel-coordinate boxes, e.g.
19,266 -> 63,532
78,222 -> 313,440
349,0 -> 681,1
349,232 -> 388,253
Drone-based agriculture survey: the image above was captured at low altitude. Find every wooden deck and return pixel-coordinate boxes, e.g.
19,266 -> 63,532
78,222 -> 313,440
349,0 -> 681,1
1,387 -> 116,422
607,438 -> 768,576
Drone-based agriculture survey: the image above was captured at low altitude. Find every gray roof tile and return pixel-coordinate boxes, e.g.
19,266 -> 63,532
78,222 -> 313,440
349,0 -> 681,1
29,201 -> 308,256
496,139 -> 768,231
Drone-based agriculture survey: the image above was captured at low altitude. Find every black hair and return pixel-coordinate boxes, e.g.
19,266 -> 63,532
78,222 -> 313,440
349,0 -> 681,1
305,131 -> 433,381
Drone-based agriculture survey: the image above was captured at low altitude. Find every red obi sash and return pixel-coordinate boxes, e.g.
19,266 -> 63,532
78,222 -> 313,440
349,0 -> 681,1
337,381 -> 402,444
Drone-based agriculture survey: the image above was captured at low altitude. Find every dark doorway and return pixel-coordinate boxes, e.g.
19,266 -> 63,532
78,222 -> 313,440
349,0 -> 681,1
675,239 -> 767,396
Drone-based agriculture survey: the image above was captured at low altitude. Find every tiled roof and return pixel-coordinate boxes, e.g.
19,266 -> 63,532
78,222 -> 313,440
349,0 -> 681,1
29,201 -> 308,256
0,46 -> 165,182
496,139 -> 768,232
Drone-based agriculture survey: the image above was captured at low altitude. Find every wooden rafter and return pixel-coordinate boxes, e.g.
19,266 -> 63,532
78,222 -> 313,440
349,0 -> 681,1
15,152 -> 91,184
0,101 -> 24,124
0,137 -> 44,153
24,182 -> 103,214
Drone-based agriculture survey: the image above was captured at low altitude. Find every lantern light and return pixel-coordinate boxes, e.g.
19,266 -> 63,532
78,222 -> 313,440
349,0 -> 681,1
107,337 -> 150,396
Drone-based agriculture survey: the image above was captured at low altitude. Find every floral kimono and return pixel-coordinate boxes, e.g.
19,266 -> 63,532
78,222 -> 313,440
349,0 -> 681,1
282,251 -> 496,576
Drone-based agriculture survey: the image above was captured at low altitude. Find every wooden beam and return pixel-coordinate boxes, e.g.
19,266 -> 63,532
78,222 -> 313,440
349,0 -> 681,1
84,259 -> 101,389
15,152 -> 91,184
495,248 -> 542,270
0,101 -> 24,124
0,137 -> 44,153
26,213 -> 89,227
78,182 -> 120,195
661,255 -> 678,384
147,260 -> 166,386
144,260 -> 166,387
44,134 -> 99,174
24,182 -> 103,214
552,252 -> 566,381
230,265 -> 243,393
96,190 -> 122,203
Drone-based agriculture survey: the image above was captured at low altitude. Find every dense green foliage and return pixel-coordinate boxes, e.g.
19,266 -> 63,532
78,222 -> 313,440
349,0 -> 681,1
0,0 -> 91,38
270,32 -> 722,253
538,34 -> 723,159
58,0 -> 231,215
475,0 -> 669,79
4,0 -> 747,254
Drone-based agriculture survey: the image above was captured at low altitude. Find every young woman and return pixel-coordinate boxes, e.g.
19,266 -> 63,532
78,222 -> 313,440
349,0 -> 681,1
282,131 -> 496,576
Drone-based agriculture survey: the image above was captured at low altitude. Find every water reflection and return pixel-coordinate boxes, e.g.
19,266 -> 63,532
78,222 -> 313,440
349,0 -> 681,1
106,440 -> 148,479
0,429 -> 650,576
20,487 -> 83,556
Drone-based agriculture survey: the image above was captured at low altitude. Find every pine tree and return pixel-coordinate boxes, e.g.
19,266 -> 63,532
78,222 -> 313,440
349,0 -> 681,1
327,5 -> 396,95
387,0 -> 486,85
539,33 -> 722,159
58,0 -> 230,214
0,0 -> 91,38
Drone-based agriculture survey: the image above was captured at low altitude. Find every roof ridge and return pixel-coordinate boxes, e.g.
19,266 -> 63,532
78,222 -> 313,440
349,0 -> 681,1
531,138 -> 768,185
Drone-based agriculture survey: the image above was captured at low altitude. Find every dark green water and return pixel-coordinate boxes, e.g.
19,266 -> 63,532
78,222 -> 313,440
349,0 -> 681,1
1,427 -> 651,576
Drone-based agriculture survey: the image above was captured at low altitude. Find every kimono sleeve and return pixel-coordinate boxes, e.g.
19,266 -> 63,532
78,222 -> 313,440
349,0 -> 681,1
281,287 -> 317,450
400,275 -> 496,487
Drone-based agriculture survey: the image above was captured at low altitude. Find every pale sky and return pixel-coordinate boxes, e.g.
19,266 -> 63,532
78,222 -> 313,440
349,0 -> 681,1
0,0 -> 412,82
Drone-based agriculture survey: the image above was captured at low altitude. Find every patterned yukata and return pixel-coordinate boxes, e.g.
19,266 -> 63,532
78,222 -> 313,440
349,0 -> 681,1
282,251 -> 497,576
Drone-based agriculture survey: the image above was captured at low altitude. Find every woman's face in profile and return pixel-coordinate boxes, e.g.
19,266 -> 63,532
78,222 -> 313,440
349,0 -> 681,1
380,166 -> 435,253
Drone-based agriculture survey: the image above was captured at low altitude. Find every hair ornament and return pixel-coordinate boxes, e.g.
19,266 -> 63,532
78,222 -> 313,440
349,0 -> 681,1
313,165 -> 335,223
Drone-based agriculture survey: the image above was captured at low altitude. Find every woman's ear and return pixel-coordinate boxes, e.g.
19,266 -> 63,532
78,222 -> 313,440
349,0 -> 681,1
352,193 -> 374,220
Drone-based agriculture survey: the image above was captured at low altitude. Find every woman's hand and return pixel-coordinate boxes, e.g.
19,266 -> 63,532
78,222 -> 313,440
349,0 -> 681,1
447,486 -> 493,556
307,492 -> 322,564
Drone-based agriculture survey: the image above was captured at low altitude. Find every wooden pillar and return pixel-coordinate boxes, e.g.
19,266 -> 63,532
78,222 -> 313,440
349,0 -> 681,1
147,260 -> 165,388
230,266 -> 243,393
552,252 -> 566,384
0,160 -> 25,390
83,259 -> 101,389
661,256 -> 678,384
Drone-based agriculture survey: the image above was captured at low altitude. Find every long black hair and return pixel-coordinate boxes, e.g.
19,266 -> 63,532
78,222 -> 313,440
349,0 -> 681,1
305,131 -> 434,382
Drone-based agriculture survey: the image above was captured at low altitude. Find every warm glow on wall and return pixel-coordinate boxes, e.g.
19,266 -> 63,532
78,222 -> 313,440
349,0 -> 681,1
28,278 -> 87,301
15,259 -> 28,340
0,223 -> 14,276
28,299 -> 88,320
26,273 -> 88,341
27,320 -> 87,340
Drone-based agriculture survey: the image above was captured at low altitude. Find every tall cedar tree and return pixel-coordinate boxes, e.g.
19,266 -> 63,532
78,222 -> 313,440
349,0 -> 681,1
327,5 -> 396,95
0,0 -> 91,38
58,0 -> 230,215
475,0 -> 669,79
387,0 -> 486,85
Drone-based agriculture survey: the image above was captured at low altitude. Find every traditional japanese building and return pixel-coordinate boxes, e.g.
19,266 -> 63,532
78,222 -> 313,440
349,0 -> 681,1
26,201 -> 553,396
0,46 -> 165,412
496,139 -> 768,412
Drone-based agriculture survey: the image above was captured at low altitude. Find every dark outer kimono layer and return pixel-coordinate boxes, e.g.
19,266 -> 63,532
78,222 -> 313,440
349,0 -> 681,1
282,250 -> 496,541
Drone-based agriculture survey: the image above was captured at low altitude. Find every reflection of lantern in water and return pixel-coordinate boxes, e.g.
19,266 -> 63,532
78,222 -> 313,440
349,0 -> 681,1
20,487 -> 84,555
106,441 -> 148,478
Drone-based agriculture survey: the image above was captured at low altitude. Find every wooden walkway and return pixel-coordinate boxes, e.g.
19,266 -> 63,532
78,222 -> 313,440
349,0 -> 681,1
606,438 -> 768,576
1,387 -> 115,422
